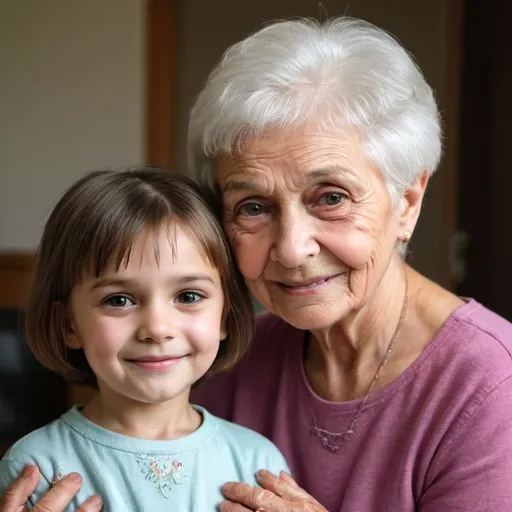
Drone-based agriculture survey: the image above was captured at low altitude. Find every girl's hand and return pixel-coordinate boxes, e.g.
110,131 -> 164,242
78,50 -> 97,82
219,470 -> 327,512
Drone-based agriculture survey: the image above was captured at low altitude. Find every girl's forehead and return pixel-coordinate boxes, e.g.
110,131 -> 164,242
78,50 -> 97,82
124,224 -> 203,264
85,220 -> 218,280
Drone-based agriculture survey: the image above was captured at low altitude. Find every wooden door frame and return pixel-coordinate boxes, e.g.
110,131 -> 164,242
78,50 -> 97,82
0,253 -> 34,309
146,0 -> 176,169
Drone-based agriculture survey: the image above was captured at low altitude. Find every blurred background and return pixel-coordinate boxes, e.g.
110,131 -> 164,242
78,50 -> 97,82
0,0 -> 510,453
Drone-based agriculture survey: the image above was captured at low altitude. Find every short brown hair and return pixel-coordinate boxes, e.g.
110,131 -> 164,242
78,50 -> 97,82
26,167 -> 254,386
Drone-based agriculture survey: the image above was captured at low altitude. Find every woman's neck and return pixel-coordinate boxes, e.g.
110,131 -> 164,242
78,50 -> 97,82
81,389 -> 201,440
305,260 -> 410,401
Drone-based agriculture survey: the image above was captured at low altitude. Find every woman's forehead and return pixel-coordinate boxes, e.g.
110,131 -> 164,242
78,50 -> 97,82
214,129 -> 380,191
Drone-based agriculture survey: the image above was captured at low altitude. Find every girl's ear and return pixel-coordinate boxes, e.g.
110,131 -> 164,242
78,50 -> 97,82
54,302 -> 82,349
219,323 -> 227,342
65,323 -> 82,349
219,307 -> 228,341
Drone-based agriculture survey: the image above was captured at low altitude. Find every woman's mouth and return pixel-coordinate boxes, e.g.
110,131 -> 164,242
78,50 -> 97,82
277,274 -> 342,295
282,278 -> 329,288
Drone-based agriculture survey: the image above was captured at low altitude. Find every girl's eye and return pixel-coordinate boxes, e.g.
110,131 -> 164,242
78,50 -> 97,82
177,291 -> 203,304
104,295 -> 133,308
319,191 -> 346,206
238,202 -> 265,217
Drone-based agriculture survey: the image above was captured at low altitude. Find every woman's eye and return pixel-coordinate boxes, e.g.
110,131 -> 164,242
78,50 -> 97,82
238,202 -> 264,217
319,192 -> 346,206
104,295 -> 133,308
177,291 -> 203,304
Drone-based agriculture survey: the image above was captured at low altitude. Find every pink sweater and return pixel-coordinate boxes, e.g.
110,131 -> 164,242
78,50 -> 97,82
192,300 -> 512,511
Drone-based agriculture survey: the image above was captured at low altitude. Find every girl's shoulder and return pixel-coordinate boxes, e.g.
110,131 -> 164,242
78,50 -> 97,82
2,413 -> 69,463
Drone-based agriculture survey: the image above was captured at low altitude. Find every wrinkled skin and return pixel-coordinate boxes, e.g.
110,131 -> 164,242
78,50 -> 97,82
219,470 -> 327,512
0,465 -> 102,512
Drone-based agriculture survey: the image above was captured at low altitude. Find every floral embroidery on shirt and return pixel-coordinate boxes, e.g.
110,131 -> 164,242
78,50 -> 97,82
51,466 -> 65,486
136,455 -> 185,499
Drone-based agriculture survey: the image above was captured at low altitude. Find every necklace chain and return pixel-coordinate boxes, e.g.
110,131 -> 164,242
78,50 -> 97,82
311,280 -> 409,452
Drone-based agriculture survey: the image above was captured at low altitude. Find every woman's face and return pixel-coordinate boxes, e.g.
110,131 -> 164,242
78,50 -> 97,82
216,128 -> 408,330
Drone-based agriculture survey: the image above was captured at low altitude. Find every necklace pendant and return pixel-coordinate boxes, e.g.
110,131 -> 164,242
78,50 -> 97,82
311,426 -> 350,452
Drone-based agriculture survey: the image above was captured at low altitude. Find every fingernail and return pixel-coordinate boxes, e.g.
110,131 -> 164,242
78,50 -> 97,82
221,483 -> 233,492
88,495 -> 103,508
69,472 -> 82,484
256,469 -> 268,479
22,464 -> 36,478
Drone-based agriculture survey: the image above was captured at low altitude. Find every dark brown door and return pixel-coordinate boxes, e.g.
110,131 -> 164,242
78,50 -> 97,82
456,1 -> 512,320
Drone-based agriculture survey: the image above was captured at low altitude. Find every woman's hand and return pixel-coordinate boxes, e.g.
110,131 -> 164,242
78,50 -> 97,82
0,465 -> 102,512
219,470 -> 327,512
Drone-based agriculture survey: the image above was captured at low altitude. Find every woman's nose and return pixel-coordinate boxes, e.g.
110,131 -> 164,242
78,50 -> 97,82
269,210 -> 320,268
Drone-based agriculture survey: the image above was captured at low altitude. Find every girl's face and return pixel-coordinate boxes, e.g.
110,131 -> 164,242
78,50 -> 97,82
66,223 -> 226,409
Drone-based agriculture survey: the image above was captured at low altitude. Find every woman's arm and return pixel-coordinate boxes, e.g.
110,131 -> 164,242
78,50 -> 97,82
419,375 -> 512,511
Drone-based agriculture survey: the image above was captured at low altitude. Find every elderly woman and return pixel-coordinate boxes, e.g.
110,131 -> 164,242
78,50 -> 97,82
3,17 -> 512,512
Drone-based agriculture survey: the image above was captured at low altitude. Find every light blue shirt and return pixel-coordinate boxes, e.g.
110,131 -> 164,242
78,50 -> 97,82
0,405 -> 289,511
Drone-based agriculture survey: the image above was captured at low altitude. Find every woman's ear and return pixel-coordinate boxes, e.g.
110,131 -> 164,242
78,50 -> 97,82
399,171 -> 429,239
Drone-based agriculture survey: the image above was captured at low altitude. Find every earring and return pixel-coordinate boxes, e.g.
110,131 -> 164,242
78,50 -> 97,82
403,230 -> 412,242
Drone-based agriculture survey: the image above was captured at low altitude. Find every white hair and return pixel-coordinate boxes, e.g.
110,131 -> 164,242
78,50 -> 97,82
187,17 -> 442,203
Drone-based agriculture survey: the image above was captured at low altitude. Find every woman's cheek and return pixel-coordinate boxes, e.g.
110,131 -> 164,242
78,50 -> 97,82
339,235 -> 376,269
232,235 -> 268,281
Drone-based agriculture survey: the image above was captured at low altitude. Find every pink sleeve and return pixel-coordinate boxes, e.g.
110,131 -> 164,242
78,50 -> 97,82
419,375 -> 512,511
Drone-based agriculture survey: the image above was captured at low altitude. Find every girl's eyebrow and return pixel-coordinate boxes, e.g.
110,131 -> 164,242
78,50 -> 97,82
91,278 -> 131,291
90,274 -> 215,291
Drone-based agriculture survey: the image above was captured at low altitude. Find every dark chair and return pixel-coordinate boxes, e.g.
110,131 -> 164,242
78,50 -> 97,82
0,309 -> 67,455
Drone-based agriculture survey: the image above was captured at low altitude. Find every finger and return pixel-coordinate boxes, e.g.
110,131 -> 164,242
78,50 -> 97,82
218,499 -> 252,512
221,481 -> 282,511
32,473 -> 83,512
256,470 -> 311,500
76,495 -> 103,512
0,464 -> 40,512
278,471 -> 300,490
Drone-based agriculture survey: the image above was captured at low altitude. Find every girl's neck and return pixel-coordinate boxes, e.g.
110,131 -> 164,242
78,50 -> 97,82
81,390 -> 201,440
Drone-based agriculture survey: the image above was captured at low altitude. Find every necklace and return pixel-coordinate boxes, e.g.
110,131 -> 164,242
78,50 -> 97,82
310,280 -> 409,452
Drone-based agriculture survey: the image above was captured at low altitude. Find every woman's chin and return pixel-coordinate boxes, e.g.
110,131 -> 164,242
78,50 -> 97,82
273,302 -> 350,332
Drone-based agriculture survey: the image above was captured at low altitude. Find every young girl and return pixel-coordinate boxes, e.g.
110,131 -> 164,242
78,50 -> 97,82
0,168 -> 289,510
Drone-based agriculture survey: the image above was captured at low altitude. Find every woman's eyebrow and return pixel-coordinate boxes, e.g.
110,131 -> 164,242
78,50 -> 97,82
222,180 -> 259,193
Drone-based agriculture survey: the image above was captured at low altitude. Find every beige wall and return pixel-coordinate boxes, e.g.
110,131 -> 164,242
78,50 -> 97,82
176,0 -> 450,283
0,0 -> 145,250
